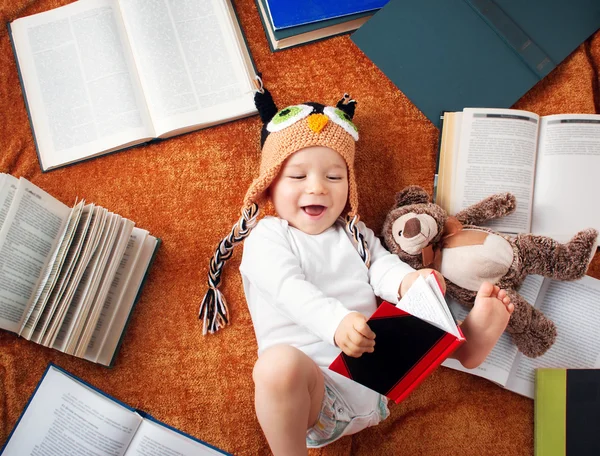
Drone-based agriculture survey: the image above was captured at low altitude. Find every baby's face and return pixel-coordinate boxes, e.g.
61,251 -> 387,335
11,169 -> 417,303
270,146 -> 348,235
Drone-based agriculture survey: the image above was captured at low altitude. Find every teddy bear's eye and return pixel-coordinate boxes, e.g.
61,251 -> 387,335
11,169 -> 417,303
397,230 -> 403,237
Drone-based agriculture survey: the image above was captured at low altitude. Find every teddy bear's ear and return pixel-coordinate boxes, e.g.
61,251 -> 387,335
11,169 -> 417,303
394,186 -> 431,208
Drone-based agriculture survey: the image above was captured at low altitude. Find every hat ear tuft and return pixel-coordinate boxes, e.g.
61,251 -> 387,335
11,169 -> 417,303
336,93 -> 356,120
254,87 -> 278,124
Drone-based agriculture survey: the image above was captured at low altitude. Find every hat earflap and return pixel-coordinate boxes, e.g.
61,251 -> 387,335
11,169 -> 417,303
199,203 -> 259,334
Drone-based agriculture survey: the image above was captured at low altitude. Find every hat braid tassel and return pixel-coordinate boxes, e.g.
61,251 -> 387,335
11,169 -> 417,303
345,214 -> 371,268
199,204 -> 259,335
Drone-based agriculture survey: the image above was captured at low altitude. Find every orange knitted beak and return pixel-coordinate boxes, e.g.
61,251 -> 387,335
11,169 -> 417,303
307,113 -> 328,133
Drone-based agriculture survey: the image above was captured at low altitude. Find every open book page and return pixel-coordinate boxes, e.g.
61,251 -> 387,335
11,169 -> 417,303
1,365 -> 142,456
9,0 -> 154,171
61,213 -> 123,354
118,0 -> 256,137
95,235 -> 158,366
74,218 -> 135,357
35,204 -> 101,346
530,114 -> 600,239
448,108 -> 540,234
125,418 -> 227,456
505,275 -> 600,399
442,275 -> 545,386
0,178 -> 70,333
19,200 -> 85,339
396,275 -> 460,338
51,207 -> 109,350
0,174 -> 19,230
84,227 -> 147,362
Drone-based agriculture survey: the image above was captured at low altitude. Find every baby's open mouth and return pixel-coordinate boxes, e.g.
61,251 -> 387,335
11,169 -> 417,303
302,205 -> 326,216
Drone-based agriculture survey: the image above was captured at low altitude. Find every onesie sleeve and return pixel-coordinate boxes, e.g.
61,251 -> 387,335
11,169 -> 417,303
240,219 -> 352,345
359,222 -> 416,304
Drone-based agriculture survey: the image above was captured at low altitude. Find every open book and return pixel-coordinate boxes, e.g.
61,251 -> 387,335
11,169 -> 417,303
0,364 -> 229,455
436,108 -> 600,239
443,274 -> 600,399
0,173 -> 159,366
330,273 -> 464,403
8,0 -> 258,172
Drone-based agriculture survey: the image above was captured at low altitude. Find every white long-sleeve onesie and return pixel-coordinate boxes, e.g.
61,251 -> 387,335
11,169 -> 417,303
240,216 -> 415,431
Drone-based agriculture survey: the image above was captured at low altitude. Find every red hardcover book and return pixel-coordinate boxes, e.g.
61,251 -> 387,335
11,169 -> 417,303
329,274 -> 465,404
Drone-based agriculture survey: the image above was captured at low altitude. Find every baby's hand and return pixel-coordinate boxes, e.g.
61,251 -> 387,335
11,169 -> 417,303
399,268 -> 446,297
334,312 -> 376,358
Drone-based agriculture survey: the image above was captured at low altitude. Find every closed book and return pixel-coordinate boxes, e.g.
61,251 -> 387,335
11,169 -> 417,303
535,368 -> 600,456
265,0 -> 388,30
329,274 -> 464,403
351,0 -> 600,127
256,0 -> 373,51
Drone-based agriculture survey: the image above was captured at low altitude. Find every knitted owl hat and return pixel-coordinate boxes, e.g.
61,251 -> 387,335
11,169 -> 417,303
199,87 -> 371,334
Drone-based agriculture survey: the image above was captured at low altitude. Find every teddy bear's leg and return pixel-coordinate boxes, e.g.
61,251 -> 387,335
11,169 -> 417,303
504,290 -> 557,358
516,229 -> 598,280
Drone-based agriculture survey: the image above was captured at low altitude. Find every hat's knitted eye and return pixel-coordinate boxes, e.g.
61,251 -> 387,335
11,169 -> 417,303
323,106 -> 359,141
267,104 -> 314,133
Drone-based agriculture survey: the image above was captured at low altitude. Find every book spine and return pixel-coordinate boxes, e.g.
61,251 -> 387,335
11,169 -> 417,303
389,333 -> 464,404
464,0 -> 555,78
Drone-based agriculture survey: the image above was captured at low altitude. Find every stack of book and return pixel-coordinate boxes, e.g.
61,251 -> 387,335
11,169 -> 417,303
256,0 -> 388,51
0,174 -> 159,366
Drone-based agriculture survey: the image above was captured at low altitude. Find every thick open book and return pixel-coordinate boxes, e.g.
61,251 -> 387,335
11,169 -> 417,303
443,274 -> 600,399
8,0 -> 258,172
0,364 -> 229,455
329,274 -> 464,403
436,108 -> 600,239
0,173 -> 159,366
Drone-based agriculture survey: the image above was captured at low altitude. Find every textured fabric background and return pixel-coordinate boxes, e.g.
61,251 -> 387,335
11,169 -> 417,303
1,1 -> 599,455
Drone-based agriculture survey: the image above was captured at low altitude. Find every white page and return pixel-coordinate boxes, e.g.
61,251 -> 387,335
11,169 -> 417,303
0,178 -> 70,333
0,174 -> 19,230
451,108 -> 539,234
125,418 -> 226,456
75,218 -> 135,356
19,200 -> 85,339
51,207 -> 109,350
531,114 -> 600,239
1,365 -> 141,455
96,235 -> 157,366
505,275 -> 600,398
119,0 -> 256,136
10,0 -> 154,170
62,213 -> 122,354
442,275 -> 545,386
85,227 -> 147,362
396,275 -> 459,337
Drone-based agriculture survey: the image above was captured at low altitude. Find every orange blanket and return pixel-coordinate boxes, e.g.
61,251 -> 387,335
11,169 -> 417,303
1,1 -> 598,455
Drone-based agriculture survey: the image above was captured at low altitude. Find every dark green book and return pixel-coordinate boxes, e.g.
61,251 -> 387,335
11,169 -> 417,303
535,368 -> 600,456
351,0 -> 600,127
256,0 -> 374,51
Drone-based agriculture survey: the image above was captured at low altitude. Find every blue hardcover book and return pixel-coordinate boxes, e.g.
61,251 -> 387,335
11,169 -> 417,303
0,364 -> 230,455
351,0 -> 600,127
266,0 -> 389,30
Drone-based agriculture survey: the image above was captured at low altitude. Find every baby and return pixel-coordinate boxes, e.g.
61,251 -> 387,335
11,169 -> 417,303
200,90 -> 513,455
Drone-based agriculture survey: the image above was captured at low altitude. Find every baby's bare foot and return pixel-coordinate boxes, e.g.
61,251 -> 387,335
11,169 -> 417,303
453,282 -> 513,369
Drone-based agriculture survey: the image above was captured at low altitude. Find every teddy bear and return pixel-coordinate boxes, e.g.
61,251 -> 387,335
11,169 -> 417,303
382,185 -> 598,358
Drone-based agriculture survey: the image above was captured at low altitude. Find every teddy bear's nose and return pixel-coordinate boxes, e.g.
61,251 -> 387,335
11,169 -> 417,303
403,218 -> 421,238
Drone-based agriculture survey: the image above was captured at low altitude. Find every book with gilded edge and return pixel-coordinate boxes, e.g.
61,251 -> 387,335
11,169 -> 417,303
329,274 -> 464,403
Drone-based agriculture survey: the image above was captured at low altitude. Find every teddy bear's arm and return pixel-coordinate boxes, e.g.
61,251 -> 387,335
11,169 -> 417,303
454,193 -> 516,226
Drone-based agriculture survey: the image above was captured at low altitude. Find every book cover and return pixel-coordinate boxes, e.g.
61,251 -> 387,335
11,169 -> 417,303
329,301 -> 464,404
535,368 -> 600,456
266,0 -> 388,30
351,0 -> 600,127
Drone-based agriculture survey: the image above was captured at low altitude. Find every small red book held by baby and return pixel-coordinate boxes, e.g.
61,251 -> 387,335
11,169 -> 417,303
329,273 -> 465,404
